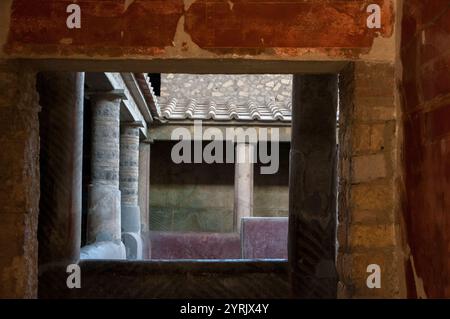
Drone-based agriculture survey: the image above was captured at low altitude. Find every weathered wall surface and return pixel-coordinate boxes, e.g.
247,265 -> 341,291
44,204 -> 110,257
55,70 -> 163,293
160,74 -> 292,104
337,62 -> 405,298
400,0 -> 450,298
0,71 -> 40,298
1,0 -> 395,63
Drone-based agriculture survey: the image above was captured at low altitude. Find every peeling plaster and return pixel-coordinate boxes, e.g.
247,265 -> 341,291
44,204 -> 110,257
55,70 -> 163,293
362,35 -> 396,62
165,15 -> 207,56
124,0 -> 135,12
409,254 -> 427,299
184,0 -> 197,11
228,1 -> 234,11
1,0 -> 398,64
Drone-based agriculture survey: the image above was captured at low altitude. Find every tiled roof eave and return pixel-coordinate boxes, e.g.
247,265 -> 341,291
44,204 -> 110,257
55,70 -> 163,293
154,118 -> 292,127
157,97 -> 292,123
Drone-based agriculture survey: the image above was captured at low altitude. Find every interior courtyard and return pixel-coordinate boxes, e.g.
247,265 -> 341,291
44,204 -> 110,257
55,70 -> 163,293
0,0 -> 449,299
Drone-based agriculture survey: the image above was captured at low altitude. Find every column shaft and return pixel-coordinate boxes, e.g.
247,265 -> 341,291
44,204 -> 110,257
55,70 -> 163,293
234,143 -> 255,233
120,125 -> 141,233
138,142 -> 151,233
38,72 -> 84,265
87,93 -> 122,244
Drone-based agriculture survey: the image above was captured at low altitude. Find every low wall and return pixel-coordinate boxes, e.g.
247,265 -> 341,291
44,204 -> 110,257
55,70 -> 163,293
40,260 -> 290,299
149,232 -> 241,259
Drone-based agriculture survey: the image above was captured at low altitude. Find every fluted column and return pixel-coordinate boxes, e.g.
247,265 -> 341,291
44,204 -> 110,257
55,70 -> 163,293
120,122 -> 144,259
234,142 -> 255,233
87,90 -> 125,246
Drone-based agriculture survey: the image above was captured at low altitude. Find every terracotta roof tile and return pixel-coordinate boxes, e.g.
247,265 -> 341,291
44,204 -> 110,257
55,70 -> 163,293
134,73 -> 161,119
157,97 -> 292,122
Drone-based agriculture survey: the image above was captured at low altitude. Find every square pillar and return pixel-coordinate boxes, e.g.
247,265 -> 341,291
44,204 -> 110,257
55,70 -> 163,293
289,74 -> 338,298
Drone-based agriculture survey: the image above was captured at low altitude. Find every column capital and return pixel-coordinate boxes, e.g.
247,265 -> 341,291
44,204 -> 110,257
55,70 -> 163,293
86,89 -> 127,101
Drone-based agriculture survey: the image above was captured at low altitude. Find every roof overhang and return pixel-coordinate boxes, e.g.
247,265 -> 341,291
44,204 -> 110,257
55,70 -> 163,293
150,122 -> 292,143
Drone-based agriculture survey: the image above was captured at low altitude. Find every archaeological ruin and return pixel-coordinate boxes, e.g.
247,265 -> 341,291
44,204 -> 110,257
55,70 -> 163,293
0,0 -> 449,301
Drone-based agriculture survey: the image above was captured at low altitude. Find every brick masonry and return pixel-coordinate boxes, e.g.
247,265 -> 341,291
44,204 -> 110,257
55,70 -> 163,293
337,62 -> 404,298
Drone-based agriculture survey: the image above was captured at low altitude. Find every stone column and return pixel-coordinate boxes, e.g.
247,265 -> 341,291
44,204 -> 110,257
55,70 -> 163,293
289,75 -> 338,298
138,139 -> 152,233
234,142 -> 255,233
38,72 -> 84,267
120,122 -> 144,259
138,139 -> 152,259
86,90 -> 125,249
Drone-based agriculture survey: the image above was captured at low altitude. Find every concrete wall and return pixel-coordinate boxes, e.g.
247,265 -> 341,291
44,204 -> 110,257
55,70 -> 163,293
160,74 -> 292,104
149,141 -> 289,232
399,0 -> 450,298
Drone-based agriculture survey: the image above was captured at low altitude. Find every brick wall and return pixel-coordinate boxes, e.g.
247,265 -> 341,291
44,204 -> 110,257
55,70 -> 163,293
400,0 -> 450,298
337,62 -> 405,298
0,71 -> 40,298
